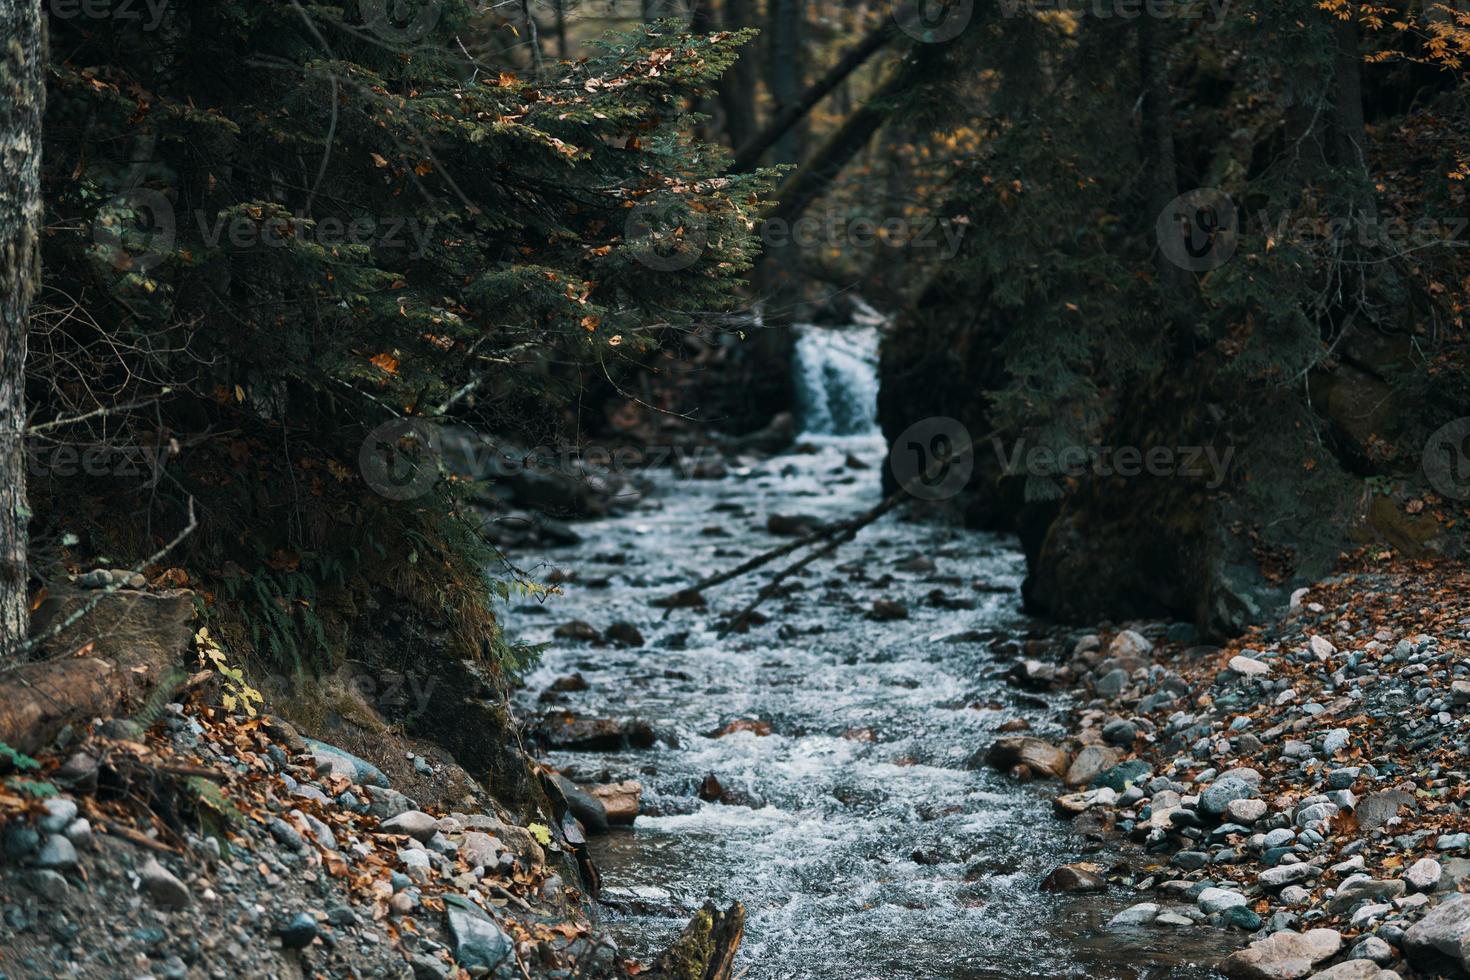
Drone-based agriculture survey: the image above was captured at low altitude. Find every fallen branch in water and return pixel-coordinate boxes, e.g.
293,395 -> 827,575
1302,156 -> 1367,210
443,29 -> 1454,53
656,430 -> 992,618
720,492 -> 903,634
681,493 -> 895,596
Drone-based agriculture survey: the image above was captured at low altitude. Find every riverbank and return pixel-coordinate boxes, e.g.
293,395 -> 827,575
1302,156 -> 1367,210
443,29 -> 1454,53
996,553 -> 1470,978
0,584 -> 752,980
0,646 -> 621,979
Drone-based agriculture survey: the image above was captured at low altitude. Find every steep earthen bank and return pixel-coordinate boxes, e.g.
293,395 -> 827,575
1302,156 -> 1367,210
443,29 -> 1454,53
987,554 -> 1470,977
0,583 -> 735,979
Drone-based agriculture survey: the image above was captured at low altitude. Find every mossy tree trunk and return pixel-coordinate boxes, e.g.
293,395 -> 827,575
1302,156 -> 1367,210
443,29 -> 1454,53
0,0 -> 44,658
653,901 -> 745,980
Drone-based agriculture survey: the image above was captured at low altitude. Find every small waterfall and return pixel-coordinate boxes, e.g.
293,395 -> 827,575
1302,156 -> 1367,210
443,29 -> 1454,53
791,324 -> 881,437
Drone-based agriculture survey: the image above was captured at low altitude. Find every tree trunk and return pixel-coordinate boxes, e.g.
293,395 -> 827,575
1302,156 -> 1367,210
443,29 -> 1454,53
553,0 -> 568,60
0,0 -> 44,659
764,0 -> 806,165
1135,16 -> 1191,328
716,0 -> 759,152
653,901 -> 745,980
0,647 -> 180,755
689,1 -> 718,143
2,586 -> 196,755
642,0 -> 682,20
1330,14 -> 1374,219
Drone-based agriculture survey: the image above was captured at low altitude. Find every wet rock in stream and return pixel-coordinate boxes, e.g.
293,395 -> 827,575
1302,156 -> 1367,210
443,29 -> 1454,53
530,711 -> 658,752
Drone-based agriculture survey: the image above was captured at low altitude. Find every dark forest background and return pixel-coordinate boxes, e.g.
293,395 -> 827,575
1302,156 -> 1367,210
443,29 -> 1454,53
6,0 -> 1469,686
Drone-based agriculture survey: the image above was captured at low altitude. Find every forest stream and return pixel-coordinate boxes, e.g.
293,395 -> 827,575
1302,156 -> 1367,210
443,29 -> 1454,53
506,326 -> 1240,979
6,3 -> 1470,978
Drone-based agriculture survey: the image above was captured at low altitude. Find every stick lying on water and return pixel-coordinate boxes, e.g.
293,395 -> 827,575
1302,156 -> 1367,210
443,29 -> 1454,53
720,491 -> 905,634
686,493 -> 897,594
656,430 -> 991,621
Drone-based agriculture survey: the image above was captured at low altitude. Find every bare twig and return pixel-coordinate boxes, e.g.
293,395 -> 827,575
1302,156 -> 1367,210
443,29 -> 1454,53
659,431 -> 992,610
720,493 -> 903,634
27,388 -> 174,435
13,496 -> 199,663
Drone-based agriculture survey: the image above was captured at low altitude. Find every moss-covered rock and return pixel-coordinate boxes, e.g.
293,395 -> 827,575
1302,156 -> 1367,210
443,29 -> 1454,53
652,901 -> 745,980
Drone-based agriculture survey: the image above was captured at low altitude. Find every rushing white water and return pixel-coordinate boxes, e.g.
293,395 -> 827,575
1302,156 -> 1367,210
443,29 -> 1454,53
791,325 -> 881,437
501,332 -> 1233,978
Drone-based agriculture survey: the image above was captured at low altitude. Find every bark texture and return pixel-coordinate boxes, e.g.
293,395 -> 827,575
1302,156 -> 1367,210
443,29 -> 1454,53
653,901 -> 745,980
731,16 -> 894,173
0,0 -> 44,657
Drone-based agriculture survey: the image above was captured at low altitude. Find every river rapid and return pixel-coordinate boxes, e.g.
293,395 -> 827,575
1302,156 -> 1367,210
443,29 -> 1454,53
505,325 -> 1233,979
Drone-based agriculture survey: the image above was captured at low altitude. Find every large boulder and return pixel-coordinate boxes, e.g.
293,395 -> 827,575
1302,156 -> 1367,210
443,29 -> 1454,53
1039,863 -> 1106,893
530,711 -> 657,752
1064,746 -> 1121,787
137,857 -> 192,909
588,781 -> 642,826
1200,776 -> 1254,817
380,810 -> 439,842
1307,963 -> 1400,979
1402,893 -> 1470,973
1222,928 -> 1343,980
304,739 -> 390,788
445,895 -> 513,973
1327,878 -> 1405,915
549,774 -> 609,835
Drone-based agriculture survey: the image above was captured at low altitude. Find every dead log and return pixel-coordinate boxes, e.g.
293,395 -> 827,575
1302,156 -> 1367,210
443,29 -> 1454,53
0,586 -> 194,756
